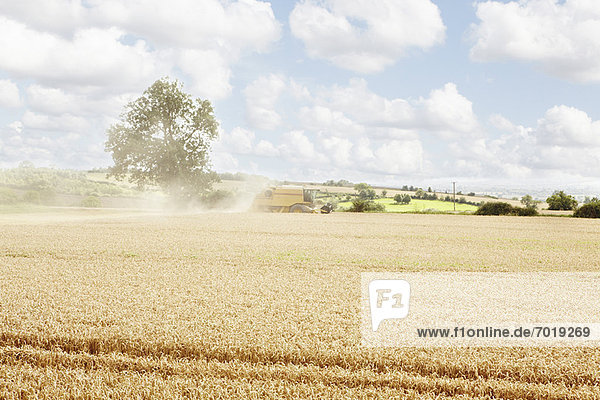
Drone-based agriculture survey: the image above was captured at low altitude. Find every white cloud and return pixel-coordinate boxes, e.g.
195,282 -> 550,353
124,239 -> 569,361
8,121 -> 23,134
298,105 -> 364,137
239,81 -> 598,182
0,20 -> 165,90
25,84 -> 133,116
214,126 -> 280,159
353,137 -> 375,163
289,79 -> 311,101
0,124 -> 104,168
536,105 -> 600,147
0,0 -> 281,52
320,78 -> 414,127
0,0 -> 280,98
279,130 -> 322,163
329,136 -> 424,176
0,79 -> 22,107
234,79 -> 482,179
318,135 -> 353,167
372,140 -> 423,175
0,134 -> 54,166
248,127 -> 426,178
229,127 -> 256,154
21,111 -> 89,133
255,140 -> 280,157
26,85 -> 76,115
177,49 -> 233,100
290,0 -> 445,73
0,0 -> 88,36
529,106 -> 600,174
453,105 -> 600,179
244,74 -> 287,130
211,152 -> 239,172
471,0 -> 600,82
98,0 -> 281,54
489,113 -> 516,132
419,83 -> 480,137
313,79 -> 478,138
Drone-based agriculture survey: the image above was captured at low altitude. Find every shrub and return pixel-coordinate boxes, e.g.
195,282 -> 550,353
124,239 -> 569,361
23,190 -> 41,204
393,194 -> 411,204
81,196 -> 102,208
0,187 -> 18,204
520,194 -> 540,210
574,203 -> 600,218
475,202 -> 514,215
371,202 -> 386,212
439,194 -> 478,206
348,199 -> 385,212
413,188 -> 426,199
476,202 -> 538,216
546,191 -> 577,210
514,206 -> 538,216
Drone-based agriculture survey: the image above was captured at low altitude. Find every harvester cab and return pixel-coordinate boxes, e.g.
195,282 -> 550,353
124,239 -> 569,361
251,186 -> 333,213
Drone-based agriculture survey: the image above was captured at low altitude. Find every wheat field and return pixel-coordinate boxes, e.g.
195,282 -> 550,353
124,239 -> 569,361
1,211 -> 599,399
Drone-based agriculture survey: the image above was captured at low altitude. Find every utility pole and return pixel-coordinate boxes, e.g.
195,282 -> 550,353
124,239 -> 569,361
452,181 -> 456,211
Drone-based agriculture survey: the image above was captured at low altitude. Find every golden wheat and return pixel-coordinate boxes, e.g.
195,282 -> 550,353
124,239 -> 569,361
1,212 -> 599,399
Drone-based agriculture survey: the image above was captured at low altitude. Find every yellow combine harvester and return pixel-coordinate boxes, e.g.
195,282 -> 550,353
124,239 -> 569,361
251,186 -> 333,213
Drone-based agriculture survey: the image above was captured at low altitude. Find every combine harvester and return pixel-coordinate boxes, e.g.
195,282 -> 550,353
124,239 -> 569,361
251,186 -> 333,213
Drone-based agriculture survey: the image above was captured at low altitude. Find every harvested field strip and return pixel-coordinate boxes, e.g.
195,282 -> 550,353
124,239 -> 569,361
1,364 -> 455,400
0,345 -> 598,400
1,331 -> 599,389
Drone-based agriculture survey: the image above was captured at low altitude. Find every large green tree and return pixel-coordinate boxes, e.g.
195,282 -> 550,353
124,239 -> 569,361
105,78 -> 219,200
354,183 -> 376,200
546,190 -> 578,211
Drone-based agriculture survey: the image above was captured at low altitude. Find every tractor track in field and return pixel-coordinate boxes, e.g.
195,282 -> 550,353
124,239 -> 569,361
1,332 -> 599,400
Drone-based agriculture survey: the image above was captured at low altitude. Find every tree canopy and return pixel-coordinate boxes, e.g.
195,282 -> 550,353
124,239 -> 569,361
393,193 -> 411,204
546,190 -> 578,211
354,183 -> 376,200
520,194 -> 540,209
105,78 -> 219,200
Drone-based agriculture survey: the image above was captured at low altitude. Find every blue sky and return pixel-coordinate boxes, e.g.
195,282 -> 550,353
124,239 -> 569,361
0,0 -> 599,192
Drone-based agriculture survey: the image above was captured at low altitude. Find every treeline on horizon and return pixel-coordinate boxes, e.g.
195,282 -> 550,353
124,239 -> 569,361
1,163 -> 599,217
0,162 -> 139,204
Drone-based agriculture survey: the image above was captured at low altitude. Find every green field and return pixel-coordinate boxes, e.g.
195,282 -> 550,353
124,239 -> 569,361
338,197 -> 479,212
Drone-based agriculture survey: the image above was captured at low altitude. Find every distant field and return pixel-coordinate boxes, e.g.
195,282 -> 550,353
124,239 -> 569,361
1,211 -> 599,398
85,171 -> 124,184
338,197 -> 479,212
1,166 -> 534,213
306,183 -> 526,207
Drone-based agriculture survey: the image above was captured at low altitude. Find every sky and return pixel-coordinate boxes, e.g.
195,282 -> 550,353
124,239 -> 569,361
0,0 -> 599,193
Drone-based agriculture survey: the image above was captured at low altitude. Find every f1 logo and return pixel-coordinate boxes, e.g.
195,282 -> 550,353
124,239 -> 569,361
369,279 -> 411,331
